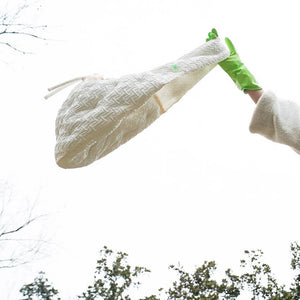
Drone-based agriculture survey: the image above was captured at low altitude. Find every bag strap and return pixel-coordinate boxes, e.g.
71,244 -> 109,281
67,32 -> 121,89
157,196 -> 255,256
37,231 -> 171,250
45,74 -> 104,100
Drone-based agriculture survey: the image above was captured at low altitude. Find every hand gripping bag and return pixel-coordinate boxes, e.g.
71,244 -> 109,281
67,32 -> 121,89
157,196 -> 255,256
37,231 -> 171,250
49,38 -> 229,168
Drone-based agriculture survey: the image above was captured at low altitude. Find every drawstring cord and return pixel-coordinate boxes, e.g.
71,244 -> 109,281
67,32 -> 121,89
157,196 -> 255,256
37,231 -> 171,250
45,74 -> 104,100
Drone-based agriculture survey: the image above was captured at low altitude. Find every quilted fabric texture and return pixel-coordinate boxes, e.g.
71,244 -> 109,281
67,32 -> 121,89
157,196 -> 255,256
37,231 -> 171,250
55,38 -> 229,168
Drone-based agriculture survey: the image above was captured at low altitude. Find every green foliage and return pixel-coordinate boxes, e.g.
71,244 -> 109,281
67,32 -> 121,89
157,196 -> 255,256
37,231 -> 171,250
291,242 -> 300,271
167,261 -> 240,300
239,249 -> 293,300
19,242 -> 300,300
290,242 -> 300,299
78,246 -> 154,300
19,271 -> 60,300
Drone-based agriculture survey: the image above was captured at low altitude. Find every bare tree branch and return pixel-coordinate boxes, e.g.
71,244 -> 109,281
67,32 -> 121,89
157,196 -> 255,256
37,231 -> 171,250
0,30 -> 46,40
0,41 -> 29,54
0,260 -> 28,269
0,214 -> 46,238
0,180 -> 50,269
0,0 -> 47,55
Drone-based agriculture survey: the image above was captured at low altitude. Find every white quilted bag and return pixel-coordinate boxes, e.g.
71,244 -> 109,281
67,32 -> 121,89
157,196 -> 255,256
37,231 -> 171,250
49,38 -> 229,169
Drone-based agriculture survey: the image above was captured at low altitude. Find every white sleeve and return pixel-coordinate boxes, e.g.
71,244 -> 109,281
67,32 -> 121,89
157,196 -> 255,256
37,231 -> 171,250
249,90 -> 300,153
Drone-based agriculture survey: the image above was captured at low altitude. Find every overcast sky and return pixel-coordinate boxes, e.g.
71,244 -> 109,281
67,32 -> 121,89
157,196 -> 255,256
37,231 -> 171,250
1,0 -> 300,299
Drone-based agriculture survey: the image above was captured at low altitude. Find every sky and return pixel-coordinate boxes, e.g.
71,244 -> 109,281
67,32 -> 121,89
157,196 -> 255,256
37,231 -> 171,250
1,0 -> 300,299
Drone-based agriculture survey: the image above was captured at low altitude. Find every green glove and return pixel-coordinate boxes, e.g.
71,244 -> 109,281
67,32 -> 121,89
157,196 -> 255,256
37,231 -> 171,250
206,29 -> 262,93
206,28 -> 218,42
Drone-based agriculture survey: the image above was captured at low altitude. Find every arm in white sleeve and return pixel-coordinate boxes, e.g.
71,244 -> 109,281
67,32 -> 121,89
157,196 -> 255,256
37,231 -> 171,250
249,90 -> 300,153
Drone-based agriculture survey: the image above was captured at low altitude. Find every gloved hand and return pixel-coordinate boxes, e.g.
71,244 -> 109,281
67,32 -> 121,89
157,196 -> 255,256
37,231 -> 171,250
206,28 -> 262,93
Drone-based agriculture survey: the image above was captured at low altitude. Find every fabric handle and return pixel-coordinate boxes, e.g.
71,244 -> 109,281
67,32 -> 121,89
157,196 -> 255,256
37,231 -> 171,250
45,74 -> 104,100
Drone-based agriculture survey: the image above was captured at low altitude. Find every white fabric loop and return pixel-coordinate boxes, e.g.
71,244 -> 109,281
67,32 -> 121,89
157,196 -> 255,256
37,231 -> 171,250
45,74 -> 104,99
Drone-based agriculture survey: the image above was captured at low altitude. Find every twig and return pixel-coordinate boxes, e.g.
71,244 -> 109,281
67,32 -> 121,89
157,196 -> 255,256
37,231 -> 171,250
0,41 -> 29,54
0,30 -> 47,40
0,215 -> 44,237
0,1 -> 47,55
